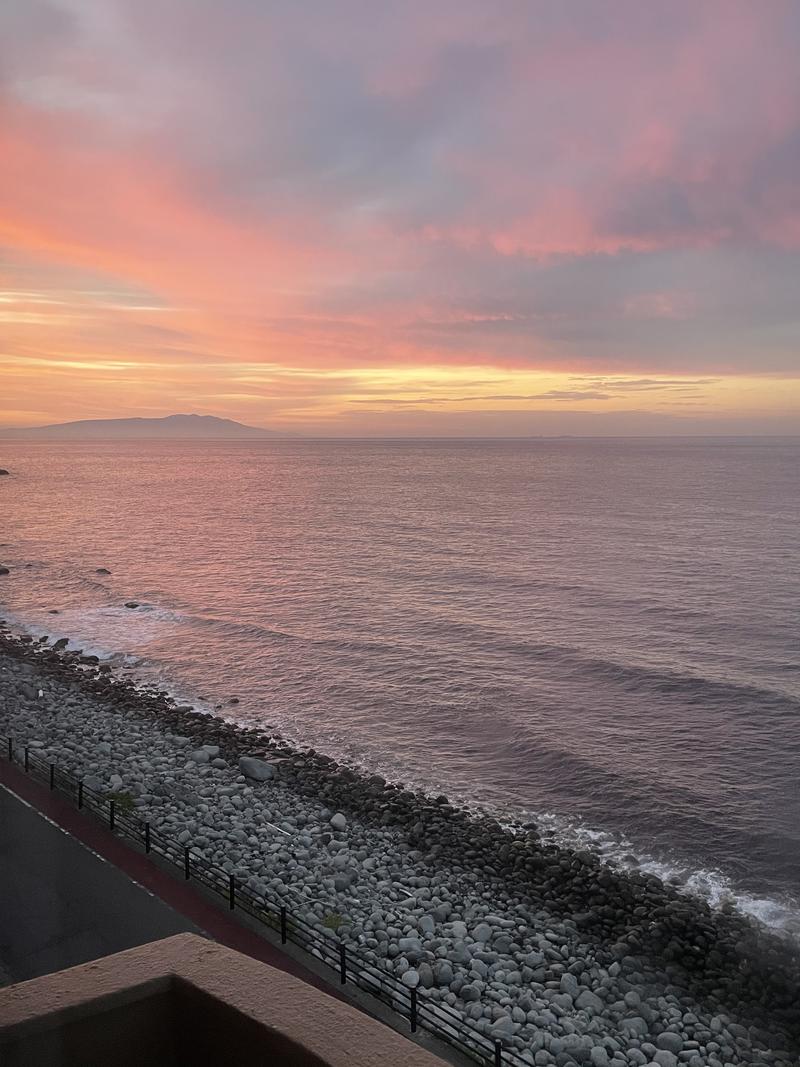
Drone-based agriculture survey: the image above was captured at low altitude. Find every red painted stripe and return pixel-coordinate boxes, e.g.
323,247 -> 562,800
0,758 -> 342,1000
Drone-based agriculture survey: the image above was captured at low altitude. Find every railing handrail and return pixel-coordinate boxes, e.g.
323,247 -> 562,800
5,738 -> 525,1067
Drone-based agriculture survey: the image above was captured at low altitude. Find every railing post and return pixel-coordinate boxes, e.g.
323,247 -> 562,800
0,745 -> 517,1067
0,746 -> 520,1067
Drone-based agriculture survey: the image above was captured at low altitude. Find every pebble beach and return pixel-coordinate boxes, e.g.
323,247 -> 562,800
1,625 -> 799,1067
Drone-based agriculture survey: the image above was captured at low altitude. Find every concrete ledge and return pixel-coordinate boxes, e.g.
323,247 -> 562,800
0,932 -> 448,1066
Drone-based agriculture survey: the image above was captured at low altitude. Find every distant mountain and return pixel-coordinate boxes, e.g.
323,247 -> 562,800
0,413 -> 282,439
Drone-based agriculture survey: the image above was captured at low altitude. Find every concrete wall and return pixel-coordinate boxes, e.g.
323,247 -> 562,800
0,934 -> 449,1067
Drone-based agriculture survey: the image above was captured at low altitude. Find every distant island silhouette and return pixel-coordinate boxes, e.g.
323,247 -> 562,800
0,413 -> 281,439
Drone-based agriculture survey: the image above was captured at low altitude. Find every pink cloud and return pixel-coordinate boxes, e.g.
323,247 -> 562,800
1,0 -> 799,403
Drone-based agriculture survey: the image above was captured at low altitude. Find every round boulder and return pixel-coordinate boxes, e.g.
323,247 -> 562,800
575,989 -> 604,1014
653,1052 -> 678,1067
472,922 -> 492,943
655,1034 -> 683,1055
238,756 -> 275,781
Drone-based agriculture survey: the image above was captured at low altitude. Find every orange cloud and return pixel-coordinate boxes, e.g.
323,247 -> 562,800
1,0 -> 799,431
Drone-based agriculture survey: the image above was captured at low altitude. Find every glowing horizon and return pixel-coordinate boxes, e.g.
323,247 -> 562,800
2,1 -> 799,436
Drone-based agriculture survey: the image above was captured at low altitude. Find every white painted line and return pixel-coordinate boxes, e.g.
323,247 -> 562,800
0,781 -> 207,932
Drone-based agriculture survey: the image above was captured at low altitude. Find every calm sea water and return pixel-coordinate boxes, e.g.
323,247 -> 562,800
2,438 -> 799,931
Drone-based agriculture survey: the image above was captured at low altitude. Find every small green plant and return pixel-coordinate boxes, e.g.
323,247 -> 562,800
322,911 -> 344,931
107,790 -> 135,814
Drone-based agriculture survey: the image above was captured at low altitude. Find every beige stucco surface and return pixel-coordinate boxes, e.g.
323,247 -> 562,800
0,932 -> 449,1066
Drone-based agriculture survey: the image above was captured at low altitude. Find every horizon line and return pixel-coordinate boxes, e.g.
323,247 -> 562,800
2,432 -> 799,441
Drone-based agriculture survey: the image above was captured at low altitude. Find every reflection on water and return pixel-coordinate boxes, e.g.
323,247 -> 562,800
2,436 -> 799,928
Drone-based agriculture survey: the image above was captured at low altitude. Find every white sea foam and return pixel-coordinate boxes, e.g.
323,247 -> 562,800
5,604 -> 800,940
218,705 -> 800,940
521,808 -> 800,939
1,607 -> 146,665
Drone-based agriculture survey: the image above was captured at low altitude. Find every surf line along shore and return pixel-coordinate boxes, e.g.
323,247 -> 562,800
1,625 -> 799,1066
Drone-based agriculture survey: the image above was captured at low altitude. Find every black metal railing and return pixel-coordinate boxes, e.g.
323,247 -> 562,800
4,738 -> 525,1066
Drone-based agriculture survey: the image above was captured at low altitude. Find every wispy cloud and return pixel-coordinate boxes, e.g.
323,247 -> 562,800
0,1 -> 799,429
570,377 -> 720,392
351,390 -> 614,405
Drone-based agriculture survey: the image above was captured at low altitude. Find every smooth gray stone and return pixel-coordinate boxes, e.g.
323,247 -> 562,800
561,973 -> 580,998
473,922 -> 493,943
653,1052 -> 678,1067
655,1034 -> 683,1055
418,914 -> 436,936
447,941 -> 472,965
490,1015 -> 516,1037
238,756 -> 275,781
622,1018 -> 649,1036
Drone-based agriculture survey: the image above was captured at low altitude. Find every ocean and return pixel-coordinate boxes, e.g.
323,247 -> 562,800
1,437 -> 799,932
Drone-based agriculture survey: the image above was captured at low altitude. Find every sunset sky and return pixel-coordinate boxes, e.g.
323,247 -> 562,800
2,0 -> 799,435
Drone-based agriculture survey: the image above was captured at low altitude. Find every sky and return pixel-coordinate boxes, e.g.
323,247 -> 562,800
1,0 -> 799,436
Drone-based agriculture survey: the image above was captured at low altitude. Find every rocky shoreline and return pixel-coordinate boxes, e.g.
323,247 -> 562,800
1,624 -> 798,1066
